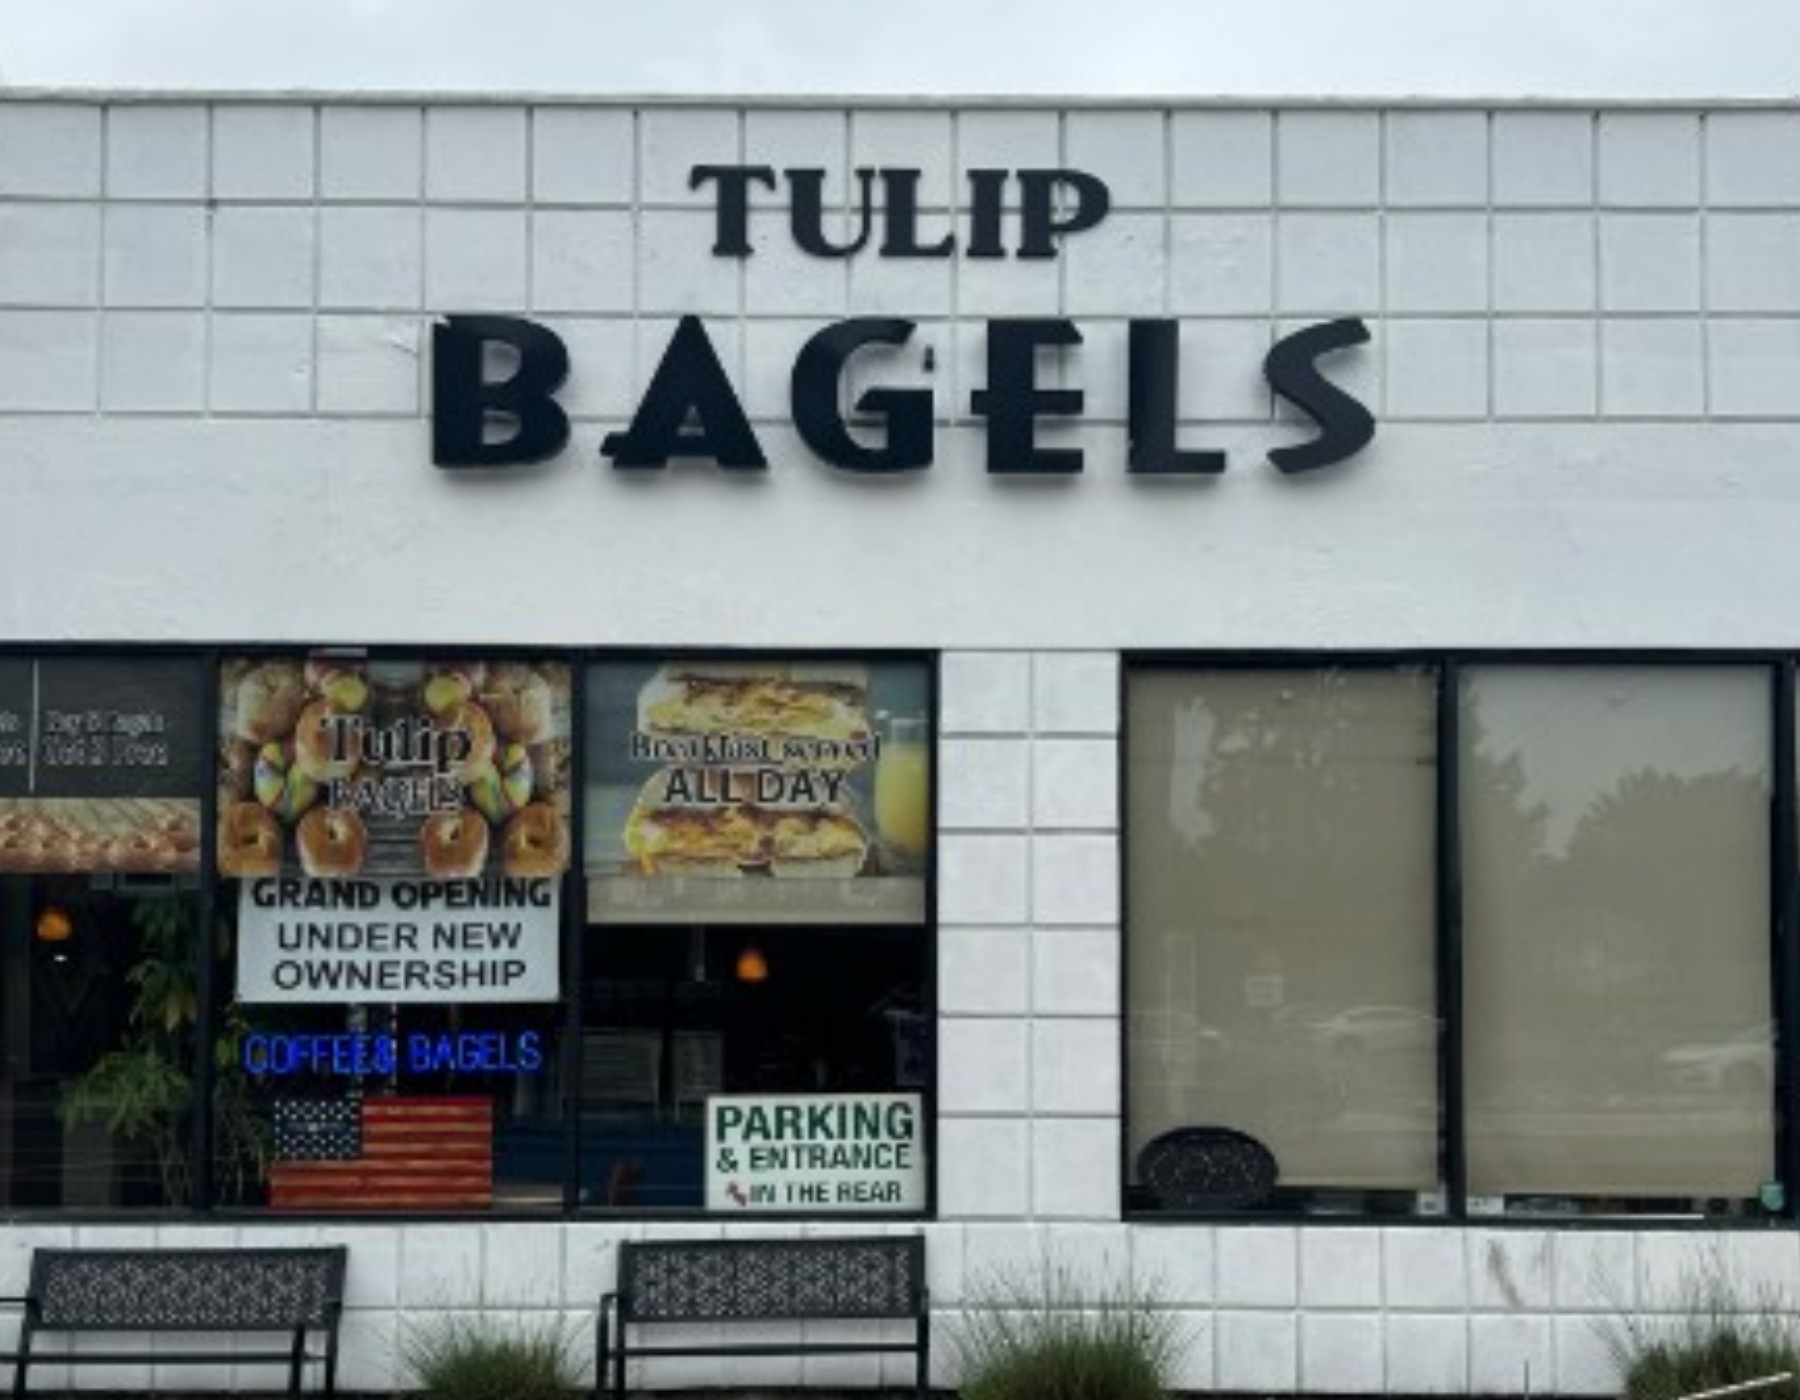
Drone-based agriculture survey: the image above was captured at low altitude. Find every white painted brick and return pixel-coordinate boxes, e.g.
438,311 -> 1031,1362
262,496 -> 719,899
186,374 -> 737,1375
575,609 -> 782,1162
103,204 -> 207,307
0,307 -> 96,406
480,1223 -> 564,1304
1033,927 -> 1118,1016
338,1312 -> 401,1395
320,106 -> 422,200
320,206 -> 423,310
0,204 -> 100,305
1034,652 -> 1118,733
1600,317 -> 1703,416
641,108 -> 741,205
1384,1313 -> 1468,1394
1300,1227 -> 1383,1306
1277,111 -> 1380,207
1384,319 -> 1488,419
1552,1230 -> 1635,1311
1706,213 -> 1800,312
531,208 -> 634,314
1493,319 -> 1596,418
1468,1313 -> 1552,1397
424,207 -> 529,312
1067,111 -> 1165,208
1030,1117 -> 1117,1219
212,105 -> 315,200
738,317 -> 815,418
1493,110 -> 1594,207
744,108 -> 848,196
1032,1019 -> 1117,1113
533,107 -> 635,205
1172,110 -> 1273,207
744,212 -> 852,316
1492,211 -> 1596,312
1598,111 -> 1700,207
1032,832 -> 1118,926
563,1225 -> 623,1305
847,251 -> 954,317
1388,111 -> 1488,207
0,103 -> 101,196
1032,737 -> 1117,829
555,317 -> 639,419
325,1224 -> 403,1308
1709,319 -> 1800,416
939,926 -> 1030,1014
1556,1313 -> 1622,1395
106,105 -> 207,198
1169,212 -> 1273,314
101,311 -> 205,410
1218,1226 -> 1298,1305
1468,1228 -> 1554,1309
212,205 -> 316,309
1634,1231 -> 1720,1309
939,736 -> 1029,829
939,832 -> 1029,923
956,1222 -> 1045,1300
316,314 -> 424,413
954,250 -> 1062,317
937,1117 -> 1030,1217
1303,1312 -> 1385,1393
942,652 -> 1030,734
1716,1231 -> 1800,1307
398,1225 -> 485,1305
208,312 -> 312,412
638,208 -> 741,314
1065,211 -> 1165,316
1705,111 -> 1800,207
939,1017 -> 1029,1113
956,110 -> 1061,194
850,111 -> 955,209
425,107 -> 528,204
1386,212 -> 1488,314
1164,1312 -> 1217,1393
1277,212 -> 1381,314
1131,1225 -> 1216,1305
1384,1227 -> 1468,1307
1217,1310 -> 1298,1390
1599,213 -> 1700,312
1170,319 -> 1273,422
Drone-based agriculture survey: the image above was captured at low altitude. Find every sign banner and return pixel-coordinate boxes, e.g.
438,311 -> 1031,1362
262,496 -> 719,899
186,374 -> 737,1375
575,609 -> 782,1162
706,1092 -> 925,1212
217,653 -> 572,883
235,875 -> 560,1004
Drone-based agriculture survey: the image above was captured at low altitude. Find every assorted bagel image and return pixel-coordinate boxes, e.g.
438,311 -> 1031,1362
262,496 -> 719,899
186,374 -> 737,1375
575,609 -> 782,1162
0,797 -> 201,874
621,662 -> 875,879
217,656 -> 571,881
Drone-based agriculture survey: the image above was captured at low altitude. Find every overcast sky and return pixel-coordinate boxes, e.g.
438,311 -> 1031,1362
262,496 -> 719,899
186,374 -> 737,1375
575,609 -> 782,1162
2,0 -> 1798,99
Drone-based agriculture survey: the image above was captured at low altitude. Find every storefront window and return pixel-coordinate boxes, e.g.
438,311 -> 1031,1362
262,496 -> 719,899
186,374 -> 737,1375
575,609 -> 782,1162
0,654 -> 205,1209
215,652 -> 572,1212
1461,665 -> 1774,1216
1125,666 -> 1442,1215
583,657 -> 932,1214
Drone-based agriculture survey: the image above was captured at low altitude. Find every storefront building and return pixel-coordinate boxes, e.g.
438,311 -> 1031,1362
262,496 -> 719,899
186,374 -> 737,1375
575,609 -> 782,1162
3,92 -> 1800,1393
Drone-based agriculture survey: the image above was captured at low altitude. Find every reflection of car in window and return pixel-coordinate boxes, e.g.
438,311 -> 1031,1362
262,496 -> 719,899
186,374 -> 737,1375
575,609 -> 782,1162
1304,1005 -> 1437,1055
1658,1021 -> 1775,1093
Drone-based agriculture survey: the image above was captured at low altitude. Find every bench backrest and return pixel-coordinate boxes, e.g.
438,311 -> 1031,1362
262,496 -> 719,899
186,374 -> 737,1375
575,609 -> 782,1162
618,1235 -> 924,1323
28,1247 -> 347,1332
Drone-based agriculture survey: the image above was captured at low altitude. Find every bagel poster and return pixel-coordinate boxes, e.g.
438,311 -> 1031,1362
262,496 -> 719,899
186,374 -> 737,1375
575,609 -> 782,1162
584,657 -> 931,924
221,653 -> 571,1003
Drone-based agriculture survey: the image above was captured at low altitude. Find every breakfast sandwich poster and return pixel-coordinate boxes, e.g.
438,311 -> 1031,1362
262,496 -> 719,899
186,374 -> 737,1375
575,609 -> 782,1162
583,658 -> 931,924
216,653 -> 573,884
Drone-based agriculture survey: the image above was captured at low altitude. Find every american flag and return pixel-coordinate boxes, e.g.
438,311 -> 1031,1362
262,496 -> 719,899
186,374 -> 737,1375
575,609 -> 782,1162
268,1096 -> 493,1210
272,1098 -> 361,1161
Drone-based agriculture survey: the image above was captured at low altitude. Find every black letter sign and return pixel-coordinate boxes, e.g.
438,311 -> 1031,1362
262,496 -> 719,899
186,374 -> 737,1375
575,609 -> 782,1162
1264,318 -> 1376,473
1127,320 -> 1226,475
431,315 -> 570,469
971,319 -> 1085,474
601,316 -> 767,470
791,319 -> 932,472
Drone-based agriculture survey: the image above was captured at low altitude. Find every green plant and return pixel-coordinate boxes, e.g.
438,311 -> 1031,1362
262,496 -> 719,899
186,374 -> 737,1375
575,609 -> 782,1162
1597,1244 -> 1800,1400
402,1312 -> 582,1400
949,1255 -> 1187,1400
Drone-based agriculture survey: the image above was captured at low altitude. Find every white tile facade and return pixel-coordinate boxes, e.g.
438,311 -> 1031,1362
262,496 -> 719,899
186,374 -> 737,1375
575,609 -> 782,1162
3,95 -> 1800,1394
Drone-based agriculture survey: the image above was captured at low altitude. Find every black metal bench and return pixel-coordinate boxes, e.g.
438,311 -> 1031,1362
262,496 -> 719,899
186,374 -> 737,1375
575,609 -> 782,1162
597,1234 -> 928,1400
0,1245 -> 347,1398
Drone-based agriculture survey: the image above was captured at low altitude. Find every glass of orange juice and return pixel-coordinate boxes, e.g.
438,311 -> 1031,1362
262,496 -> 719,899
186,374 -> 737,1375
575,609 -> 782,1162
873,712 -> 930,865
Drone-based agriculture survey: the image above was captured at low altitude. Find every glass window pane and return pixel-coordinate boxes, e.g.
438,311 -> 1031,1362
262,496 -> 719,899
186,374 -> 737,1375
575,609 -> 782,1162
1126,666 -> 1441,1214
1461,665 -> 1773,1214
